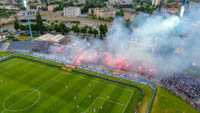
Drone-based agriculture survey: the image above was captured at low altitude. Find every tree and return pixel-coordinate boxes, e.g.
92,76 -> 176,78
99,24 -> 108,39
83,25 -> 88,29
80,25 -> 88,34
93,29 -> 98,37
36,12 -> 45,34
91,9 -> 94,16
30,5 -> 36,9
81,3 -> 98,14
65,27 -> 70,33
45,25 -> 53,31
60,23 -> 70,35
30,24 -> 37,31
88,28 -> 93,34
50,22 -> 55,30
103,24 -> 108,36
72,25 -> 80,33
60,23 -> 66,34
69,0 -> 74,6
81,4 -> 89,13
14,17 -> 19,30
41,0 -> 48,8
116,8 -> 124,16
9,34 -> 15,40
99,24 -> 104,39
19,24 -> 25,30
19,24 -> 29,31
54,24 -> 60,32
81,27 -> 87,34
16,0 -> 21,5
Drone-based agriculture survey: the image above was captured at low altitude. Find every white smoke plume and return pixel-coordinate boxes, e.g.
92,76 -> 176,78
50,4 -> 200,77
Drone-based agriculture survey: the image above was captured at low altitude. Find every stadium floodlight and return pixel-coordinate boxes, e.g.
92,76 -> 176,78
180,6 -> 185,17
23,0 -> 34,41
23,0 -> 27,8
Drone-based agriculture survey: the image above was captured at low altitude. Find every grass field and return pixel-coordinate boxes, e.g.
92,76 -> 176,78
0,57 -> 142,113
15,35 -> 39,41
151,86 -> 200,113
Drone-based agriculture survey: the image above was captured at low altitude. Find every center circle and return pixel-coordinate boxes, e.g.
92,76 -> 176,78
3,89 -> 40,112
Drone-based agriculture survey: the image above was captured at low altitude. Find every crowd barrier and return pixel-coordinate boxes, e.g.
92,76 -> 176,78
0,52 -> 156,113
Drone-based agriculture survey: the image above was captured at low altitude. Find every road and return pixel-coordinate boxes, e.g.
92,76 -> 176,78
1,11 -> 112,30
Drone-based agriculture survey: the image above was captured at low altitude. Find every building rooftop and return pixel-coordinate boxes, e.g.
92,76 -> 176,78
34,34 -> 65,43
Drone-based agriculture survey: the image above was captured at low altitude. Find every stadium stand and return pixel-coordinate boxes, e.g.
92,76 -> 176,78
0,42 -> 4,51
1,42 -> 10,51
161,73 -> 200,111
32,42 -> 52,53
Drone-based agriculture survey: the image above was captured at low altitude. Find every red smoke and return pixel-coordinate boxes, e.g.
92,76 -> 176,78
138,66 -> 143,71
74,50 -> 131,70
73,49 -> 155,75
149,68 -> 153,73
57,46 -> 63,52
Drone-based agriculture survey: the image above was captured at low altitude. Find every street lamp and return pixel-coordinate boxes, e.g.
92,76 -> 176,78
23,0 -> 33,41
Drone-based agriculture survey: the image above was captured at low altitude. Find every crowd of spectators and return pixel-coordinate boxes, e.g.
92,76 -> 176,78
161,73 -> 200,111
32,42 -> 52,54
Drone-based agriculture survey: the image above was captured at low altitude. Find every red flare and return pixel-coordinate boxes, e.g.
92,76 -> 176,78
138,66 -> 143,71
149,68 -> 153,73
57,46 -> 63,52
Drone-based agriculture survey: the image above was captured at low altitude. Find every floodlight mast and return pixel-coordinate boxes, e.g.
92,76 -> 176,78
23,0 -> 33,41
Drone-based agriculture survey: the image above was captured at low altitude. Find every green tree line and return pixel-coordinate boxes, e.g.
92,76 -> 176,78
14,12 -> 108,39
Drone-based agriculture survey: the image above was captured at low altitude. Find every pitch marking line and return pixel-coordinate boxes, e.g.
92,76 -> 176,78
83,97 -> 99,113
16,58 -> 134,93
0,61 -> 19,70
25,61 -> 59,72
0,65 -> 13,72
0,60 -> 30,73
0,58 -> 135,113
84,96 -> 127,113
0,59 -> 22,68
23,59 -> 133,93
1,71 -> 63,113
2,89 -> 40,113
0,61 -> 21,76
122,90 -> 134,113
0,59 -> 16,65
98,97 -> 126,107
36,72 -> 63,90
1,58 -> 133,92
64,71 -> 133,93
0,60 -> 38,77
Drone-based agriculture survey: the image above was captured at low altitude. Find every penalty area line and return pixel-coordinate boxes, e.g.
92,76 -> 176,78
83,97 -> 99,113
36,72 -> 64,90
83,96 -> 126,113
98,97 -> 126,107
122,90 -> 134,113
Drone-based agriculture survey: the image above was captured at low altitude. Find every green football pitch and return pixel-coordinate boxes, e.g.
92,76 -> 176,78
0,57 -> 142,113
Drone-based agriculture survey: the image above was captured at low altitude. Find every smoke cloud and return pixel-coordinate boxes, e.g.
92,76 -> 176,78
50,4 -> 200,77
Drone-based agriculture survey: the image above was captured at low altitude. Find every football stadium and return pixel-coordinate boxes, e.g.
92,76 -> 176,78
0,53 -> 145,113
0,0 -> 200,113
